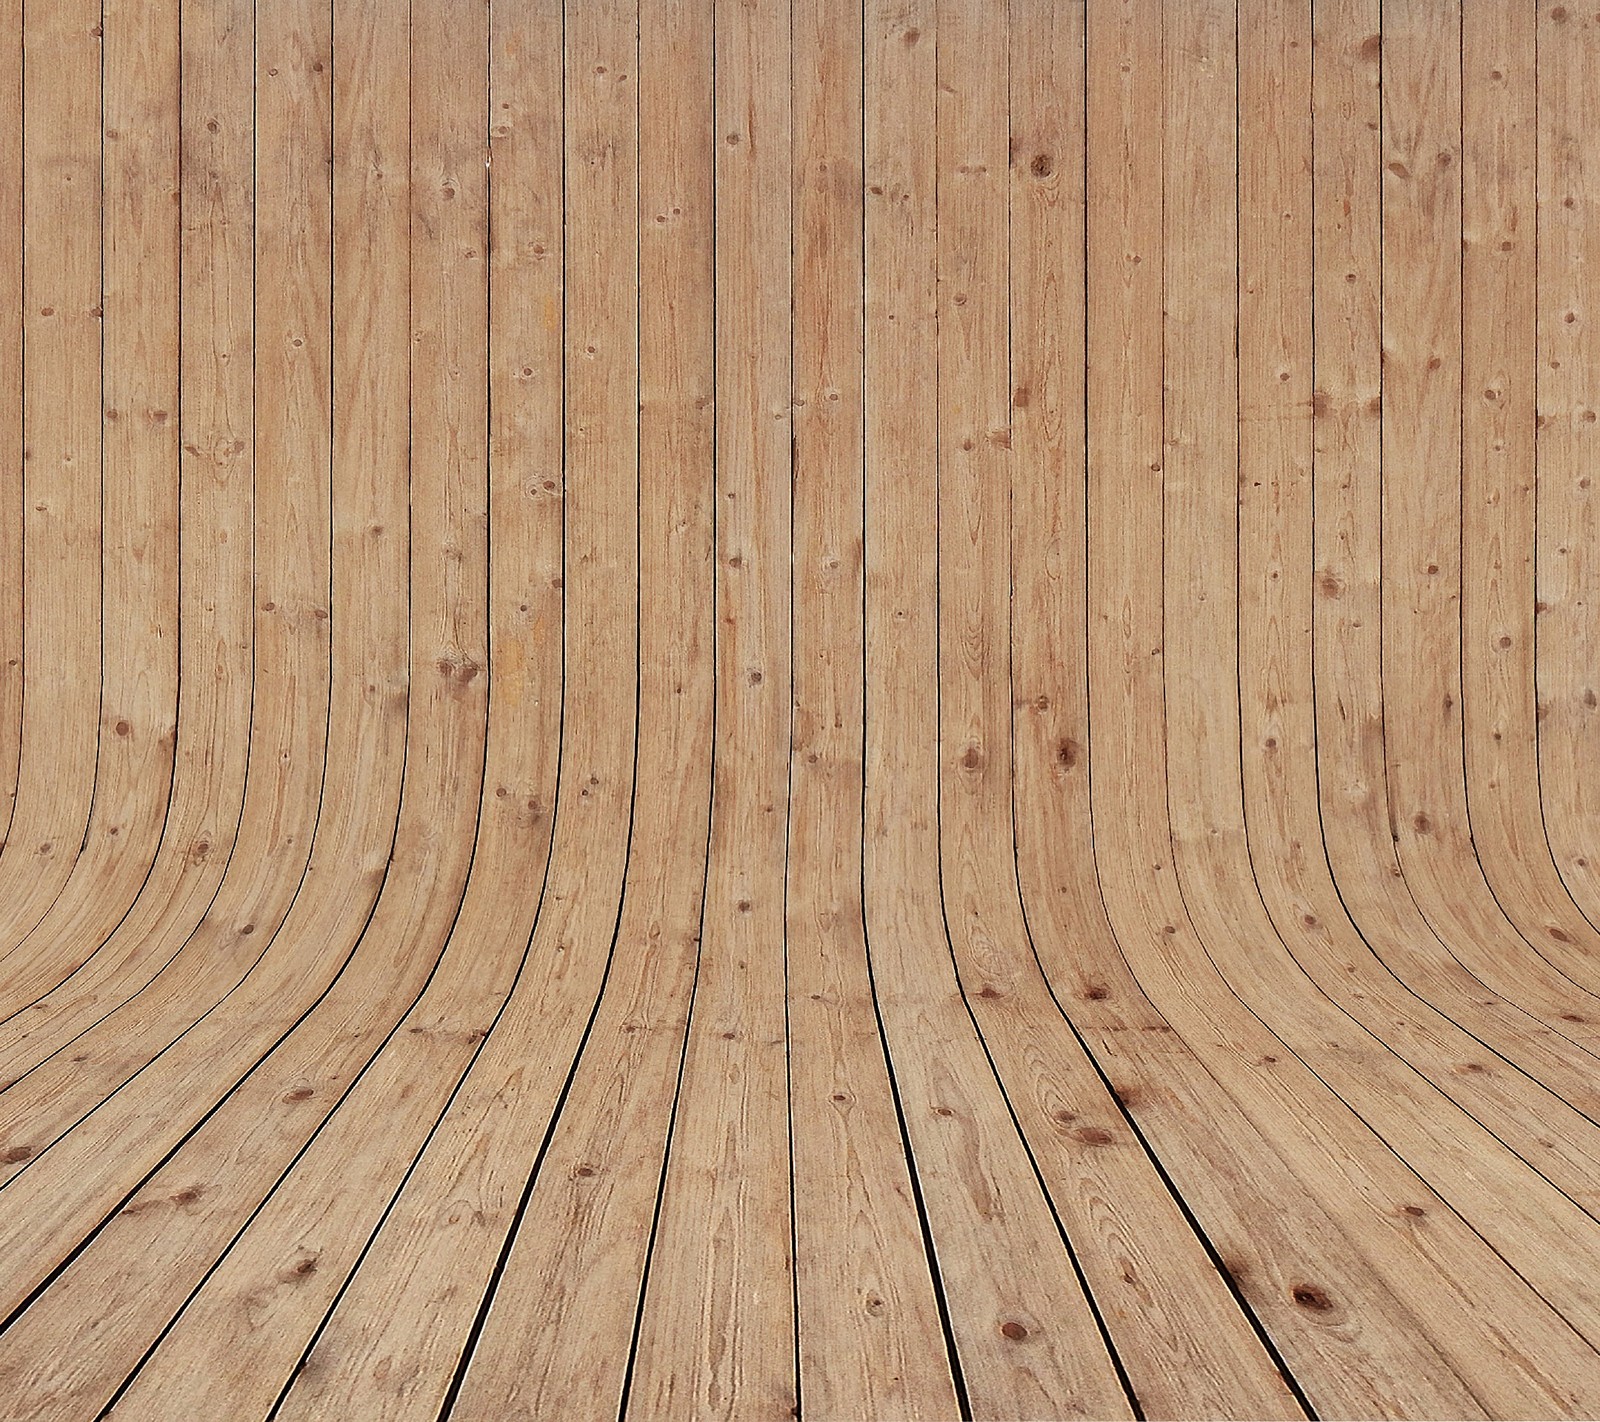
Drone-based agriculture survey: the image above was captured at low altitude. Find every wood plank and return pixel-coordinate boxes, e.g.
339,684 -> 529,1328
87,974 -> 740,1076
0,0 -> 103,953
0,0 -> 20,845
1536,0 -> 1600,925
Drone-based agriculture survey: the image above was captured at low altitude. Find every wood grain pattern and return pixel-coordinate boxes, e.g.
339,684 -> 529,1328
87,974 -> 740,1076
3,2 -> 1600,1417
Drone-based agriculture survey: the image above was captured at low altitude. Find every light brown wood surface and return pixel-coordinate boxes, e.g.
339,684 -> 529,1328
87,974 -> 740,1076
2,1 -> 1600,1417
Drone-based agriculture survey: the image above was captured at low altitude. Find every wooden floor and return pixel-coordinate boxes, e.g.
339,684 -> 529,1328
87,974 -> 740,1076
4,1 -> 1600,1417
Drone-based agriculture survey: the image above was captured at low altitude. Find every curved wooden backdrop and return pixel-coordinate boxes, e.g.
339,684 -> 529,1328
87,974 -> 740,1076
1,0 -> 1600,1417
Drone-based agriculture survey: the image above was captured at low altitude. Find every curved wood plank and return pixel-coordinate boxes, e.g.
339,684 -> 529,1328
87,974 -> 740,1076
0,0 -> 19,843
1536,4 -> 1600,927
0,0 -> 104,956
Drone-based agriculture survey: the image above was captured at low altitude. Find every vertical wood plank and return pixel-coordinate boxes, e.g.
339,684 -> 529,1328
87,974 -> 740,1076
0,0 -> 20,840
1461,0 -> 1539,873
1537,1 -> 1600,917
1380,0 -> 1475,920
1310,0 -> 1393,933
0,0 -> 103,944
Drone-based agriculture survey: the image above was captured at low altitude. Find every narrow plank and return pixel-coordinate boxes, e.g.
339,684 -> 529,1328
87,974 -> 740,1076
0,0 -> 20,843
1235,0 -> 1319,917
0,0 -> 103,952
1158,0 -> 1243,873
1536,1 -> 1600,923
1307,0 -> 1401,979
1081,0 -> 1186,1041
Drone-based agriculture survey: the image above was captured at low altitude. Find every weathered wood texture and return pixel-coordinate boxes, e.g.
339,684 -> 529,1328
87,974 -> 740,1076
2,1 -> 1599,1417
